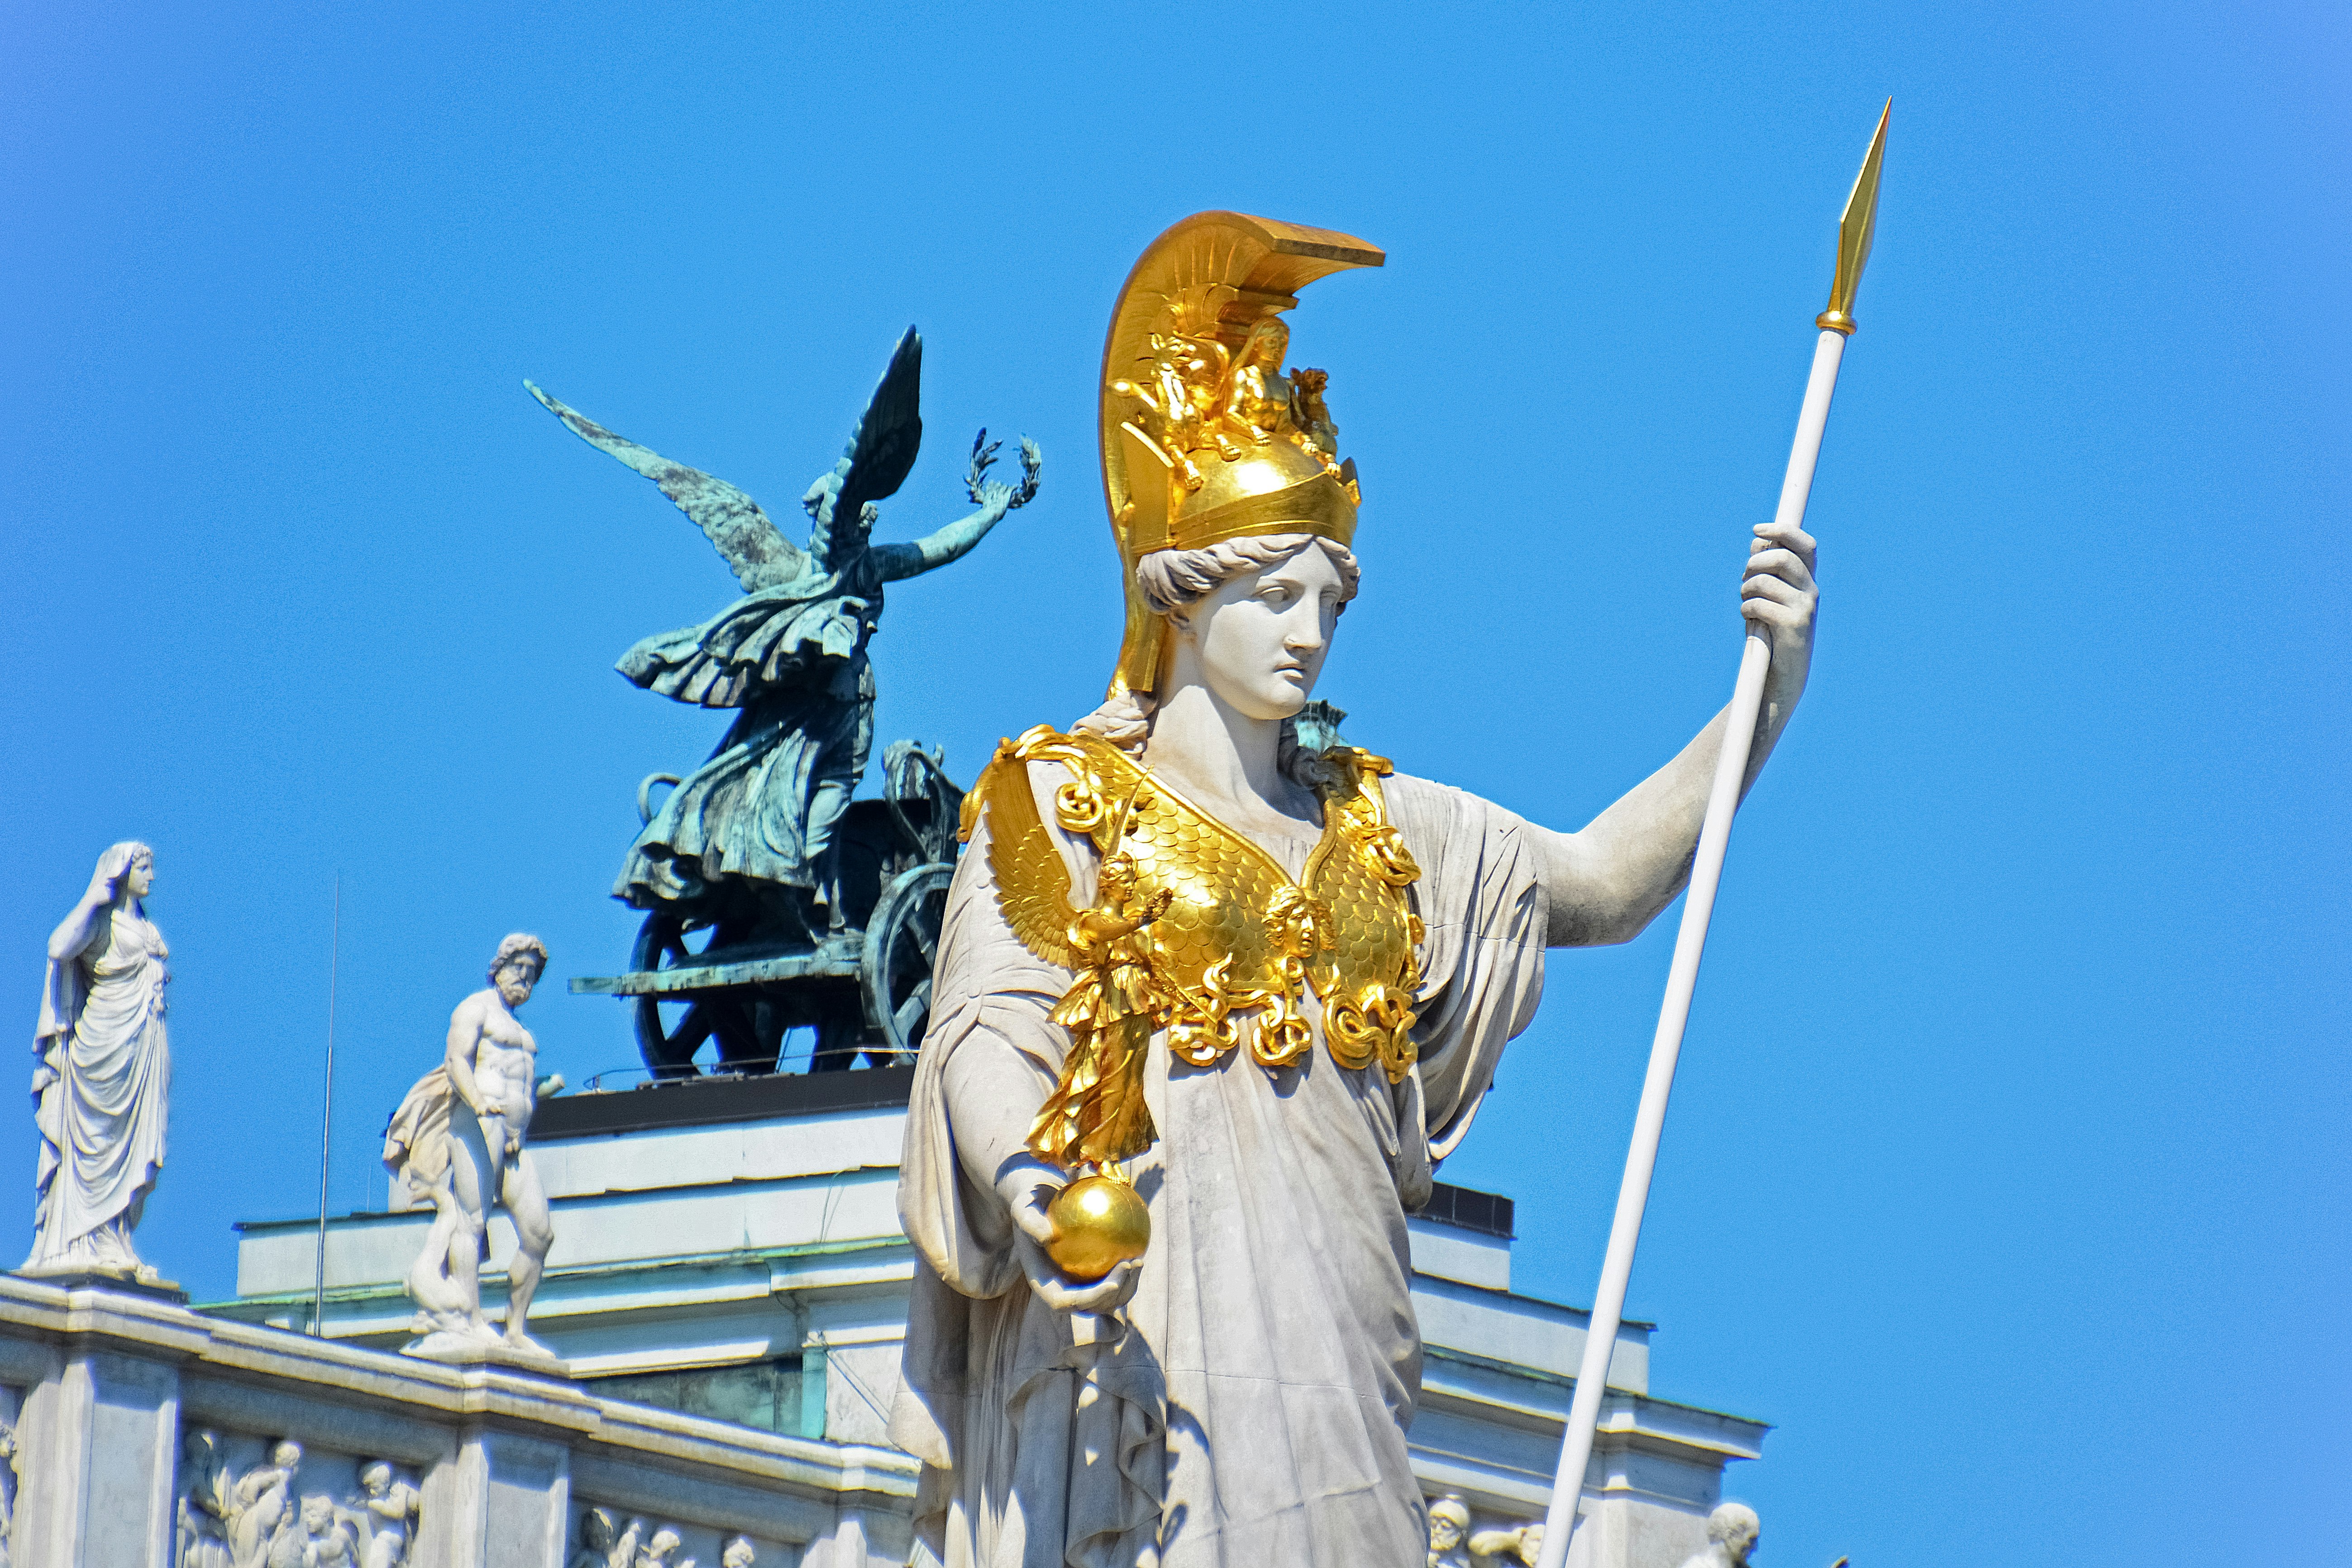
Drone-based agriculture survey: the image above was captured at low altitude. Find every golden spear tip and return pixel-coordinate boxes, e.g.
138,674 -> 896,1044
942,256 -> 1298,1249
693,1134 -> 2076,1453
1817,98 -> 1890,336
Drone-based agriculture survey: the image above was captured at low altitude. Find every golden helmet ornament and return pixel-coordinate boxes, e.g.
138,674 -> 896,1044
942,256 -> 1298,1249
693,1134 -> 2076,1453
1098,211 -> 1384,701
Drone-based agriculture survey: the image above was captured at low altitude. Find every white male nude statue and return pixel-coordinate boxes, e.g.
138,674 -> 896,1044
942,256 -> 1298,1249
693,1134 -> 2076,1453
382,933 -> 559,1359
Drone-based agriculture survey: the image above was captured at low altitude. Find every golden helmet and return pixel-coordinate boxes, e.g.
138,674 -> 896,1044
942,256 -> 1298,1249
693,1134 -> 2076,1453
1098,212 -> 1384,701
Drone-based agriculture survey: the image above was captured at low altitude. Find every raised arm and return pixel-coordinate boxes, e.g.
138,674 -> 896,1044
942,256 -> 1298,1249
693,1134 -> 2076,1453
47,895 -> 112,967
873,491 -> 1014,582
873,433 -> 1038,582
1532,518 -> 1818,947
48,851 -> 133,964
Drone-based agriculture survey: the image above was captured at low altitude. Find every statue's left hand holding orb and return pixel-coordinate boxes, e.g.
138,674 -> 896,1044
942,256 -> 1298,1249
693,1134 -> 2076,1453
996,1162 -> 1142,1315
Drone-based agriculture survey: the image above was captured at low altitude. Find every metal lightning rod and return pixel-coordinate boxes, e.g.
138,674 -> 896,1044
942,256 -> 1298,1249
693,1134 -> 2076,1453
313,874 -> 340,1336
1531,101 -> 1888,1568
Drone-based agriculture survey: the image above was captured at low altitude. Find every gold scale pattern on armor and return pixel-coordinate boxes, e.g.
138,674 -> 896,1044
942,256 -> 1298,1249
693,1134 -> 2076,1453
988,727 -> 1424,1087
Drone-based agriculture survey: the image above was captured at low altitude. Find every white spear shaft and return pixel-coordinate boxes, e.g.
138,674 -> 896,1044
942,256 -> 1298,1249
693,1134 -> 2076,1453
1531,102 -> 1887,1568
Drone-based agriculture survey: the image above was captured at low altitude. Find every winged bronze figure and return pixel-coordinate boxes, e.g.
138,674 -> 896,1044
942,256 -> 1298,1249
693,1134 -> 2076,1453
528,329 -> 1039,938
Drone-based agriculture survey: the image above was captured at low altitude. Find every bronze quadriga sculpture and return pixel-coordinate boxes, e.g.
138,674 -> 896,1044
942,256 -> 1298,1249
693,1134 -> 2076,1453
529,330 -> 1037,1077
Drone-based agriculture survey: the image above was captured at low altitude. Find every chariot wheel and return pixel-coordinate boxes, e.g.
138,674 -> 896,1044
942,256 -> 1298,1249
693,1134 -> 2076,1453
631,911 -> 763,1077
861,863 -> 951,1062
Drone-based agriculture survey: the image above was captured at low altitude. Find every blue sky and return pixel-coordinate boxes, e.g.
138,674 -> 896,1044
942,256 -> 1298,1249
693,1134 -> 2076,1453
3,3 -> 2344,1563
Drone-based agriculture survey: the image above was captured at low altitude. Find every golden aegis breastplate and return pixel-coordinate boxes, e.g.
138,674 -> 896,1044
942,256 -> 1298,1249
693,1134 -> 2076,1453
970,726 -> 1426,1085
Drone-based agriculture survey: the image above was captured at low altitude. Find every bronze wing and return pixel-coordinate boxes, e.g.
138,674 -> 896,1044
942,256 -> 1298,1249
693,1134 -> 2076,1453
526,380 -> 808,593
977,753 -> 1078,969
832,327 -> 924,525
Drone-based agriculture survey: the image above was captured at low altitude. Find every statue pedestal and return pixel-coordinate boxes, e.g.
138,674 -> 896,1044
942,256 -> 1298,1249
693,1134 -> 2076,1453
401,1330 -> 570,1378
10,1266 -> 188,1304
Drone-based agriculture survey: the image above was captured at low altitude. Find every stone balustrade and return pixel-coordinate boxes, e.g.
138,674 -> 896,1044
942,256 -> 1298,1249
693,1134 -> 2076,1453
0,1274 -> 912,1568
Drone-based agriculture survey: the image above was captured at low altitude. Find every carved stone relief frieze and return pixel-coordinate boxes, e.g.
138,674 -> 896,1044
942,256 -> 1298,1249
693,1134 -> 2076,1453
1424,1496 -> 1545,1568
1427,1494 -> 1471,1568
0,1384 -> 20,1568
175,1430 -> 421,1568
571,1506 -> 766,1568
1468,1522 -> 1545,1568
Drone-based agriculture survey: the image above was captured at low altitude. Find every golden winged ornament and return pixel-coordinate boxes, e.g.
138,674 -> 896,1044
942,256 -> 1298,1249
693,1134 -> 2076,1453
961,726 -> 1426,1172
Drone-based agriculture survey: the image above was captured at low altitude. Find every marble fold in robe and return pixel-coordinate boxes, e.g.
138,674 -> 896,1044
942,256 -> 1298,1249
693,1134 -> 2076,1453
613,557 -> 884,906
382,1067 -> 457,1204
617,559 -> 881,710
892,766 -> 1548,1568
27,909 -> 171,1271
616,656 -> 875,905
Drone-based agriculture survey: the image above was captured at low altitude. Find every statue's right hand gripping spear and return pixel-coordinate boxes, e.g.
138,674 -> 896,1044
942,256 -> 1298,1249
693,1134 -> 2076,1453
1533,101 -> 1889,1568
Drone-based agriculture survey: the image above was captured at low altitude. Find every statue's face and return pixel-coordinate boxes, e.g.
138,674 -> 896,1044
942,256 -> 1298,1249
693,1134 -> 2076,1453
124,854 -> 155,899
1429,1512 -> 1465,1551
360,1463 -> 390,1497
301,1496 -> 334,1531
1171,545 -> 1344,723
274,1441 -> 303,1469
495,958 -> 541,1007
1729,1524 -> 1758,1563
1242,320 -> 1288,369
1100,854 -> 1137,900
724,1544 -> 755,1568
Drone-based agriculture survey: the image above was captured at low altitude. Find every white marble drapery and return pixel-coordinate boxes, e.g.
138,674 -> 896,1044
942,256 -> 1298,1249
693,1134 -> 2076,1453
27,908 -> 171,1273
893,767 -> 1548,1568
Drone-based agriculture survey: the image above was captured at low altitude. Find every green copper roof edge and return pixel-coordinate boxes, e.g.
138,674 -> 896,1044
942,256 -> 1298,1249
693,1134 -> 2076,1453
232,1166 -> 905,1233
1421,1345 -> 1771,1430
197,1236 -> 913,1311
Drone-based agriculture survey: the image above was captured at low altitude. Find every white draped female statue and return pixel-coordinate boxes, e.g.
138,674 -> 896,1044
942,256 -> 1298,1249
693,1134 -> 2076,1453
26,840 -> 171,1281
889,214 -> 1820,1568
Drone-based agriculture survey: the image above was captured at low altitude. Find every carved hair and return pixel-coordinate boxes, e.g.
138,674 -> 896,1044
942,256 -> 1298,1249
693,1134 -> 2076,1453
1708,1503 -> 1760,1545
1428,1495 -> 1472,1533
97,840 -> 155,872
489,931 -> 550,983
1075,534 -> 1360,788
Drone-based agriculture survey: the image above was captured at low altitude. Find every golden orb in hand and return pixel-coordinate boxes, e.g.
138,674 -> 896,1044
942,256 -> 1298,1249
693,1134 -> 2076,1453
1044,1173 -> 1150,1281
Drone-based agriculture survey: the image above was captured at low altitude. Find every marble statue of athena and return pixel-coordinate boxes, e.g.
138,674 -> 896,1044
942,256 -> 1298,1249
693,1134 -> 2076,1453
27,840 -> 170,1281
890,214 -> 1821,1568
